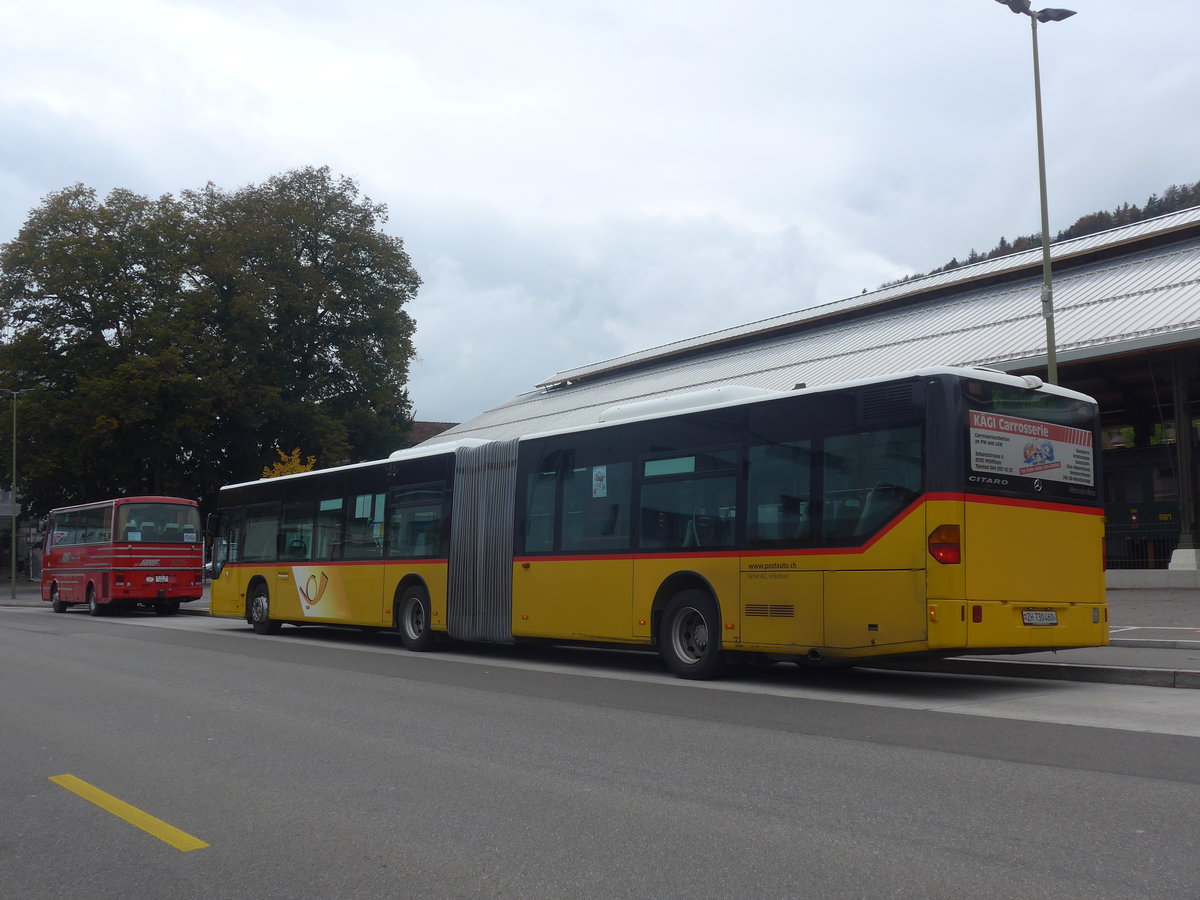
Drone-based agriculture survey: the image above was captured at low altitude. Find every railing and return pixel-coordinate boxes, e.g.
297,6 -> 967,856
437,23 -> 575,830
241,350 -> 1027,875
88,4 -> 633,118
1105,522 -> 1181,570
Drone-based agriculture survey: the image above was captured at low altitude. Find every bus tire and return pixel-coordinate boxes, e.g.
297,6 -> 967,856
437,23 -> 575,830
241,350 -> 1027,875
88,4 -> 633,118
659,589 -> 726,680
248,584 -> 282,635
87,585 -> 104,617
398,586 -> 435,651
50,586 -> 67,614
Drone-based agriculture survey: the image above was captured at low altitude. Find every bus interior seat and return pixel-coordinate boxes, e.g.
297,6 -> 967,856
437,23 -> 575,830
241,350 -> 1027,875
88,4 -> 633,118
824,495 -> 863,540
856,483 -> 914,536
684,508 -> 726,549
683,513 -> 699,548
345,521 -> 380,557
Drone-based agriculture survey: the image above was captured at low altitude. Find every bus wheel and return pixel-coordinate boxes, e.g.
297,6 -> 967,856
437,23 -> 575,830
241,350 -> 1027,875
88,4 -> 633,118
248,585 -> 282,635
398,586 -> 435,651
155,600 -> 180,616
87,586 -> 104,617
50,586 -> 67,614
660,589 -> 726,680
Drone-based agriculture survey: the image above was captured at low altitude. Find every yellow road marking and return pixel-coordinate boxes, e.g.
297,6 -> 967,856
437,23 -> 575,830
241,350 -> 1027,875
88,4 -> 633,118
49,774 -> 209,852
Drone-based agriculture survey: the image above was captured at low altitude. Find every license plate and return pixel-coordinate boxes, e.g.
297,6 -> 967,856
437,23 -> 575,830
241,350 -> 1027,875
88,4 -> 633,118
1021,609 -> 1058,626
154,575 -> 170,583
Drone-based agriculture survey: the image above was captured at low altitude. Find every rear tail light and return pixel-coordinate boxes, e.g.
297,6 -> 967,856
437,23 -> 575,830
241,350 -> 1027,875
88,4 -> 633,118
928,524 -> 961,565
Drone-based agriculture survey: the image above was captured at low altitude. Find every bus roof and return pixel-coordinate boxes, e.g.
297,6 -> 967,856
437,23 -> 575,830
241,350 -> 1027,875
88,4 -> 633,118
218,439 -> 476,493
219,366 -> 1097,492
449,365 -> 1097,445
48,496 -> 199,515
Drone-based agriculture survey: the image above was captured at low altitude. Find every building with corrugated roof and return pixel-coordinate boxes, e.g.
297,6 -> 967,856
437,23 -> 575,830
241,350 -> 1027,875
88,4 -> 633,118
402,420 -> 459,449
425,208 -> 1200,580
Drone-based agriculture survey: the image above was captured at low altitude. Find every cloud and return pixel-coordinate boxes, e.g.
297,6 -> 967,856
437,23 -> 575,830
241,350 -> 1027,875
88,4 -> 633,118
403,206 -> 901,420
3,0 -> 1199,425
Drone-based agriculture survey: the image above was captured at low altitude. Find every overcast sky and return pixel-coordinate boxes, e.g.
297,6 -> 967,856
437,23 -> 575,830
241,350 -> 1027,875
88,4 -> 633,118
3,0 -> 1197,423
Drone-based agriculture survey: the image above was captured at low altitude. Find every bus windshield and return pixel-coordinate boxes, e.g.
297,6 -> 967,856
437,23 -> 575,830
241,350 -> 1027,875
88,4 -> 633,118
117,502 -> 202,544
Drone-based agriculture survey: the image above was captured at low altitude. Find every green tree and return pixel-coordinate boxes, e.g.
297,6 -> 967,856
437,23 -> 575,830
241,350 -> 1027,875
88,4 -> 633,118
0,166 -> 420,514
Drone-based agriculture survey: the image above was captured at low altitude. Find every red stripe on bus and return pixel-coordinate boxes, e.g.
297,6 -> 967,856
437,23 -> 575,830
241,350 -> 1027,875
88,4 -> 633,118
517,497 -> 929,563
514,491 -> 1100,563
222,558 -> 447,569
926,491 -> 1103,516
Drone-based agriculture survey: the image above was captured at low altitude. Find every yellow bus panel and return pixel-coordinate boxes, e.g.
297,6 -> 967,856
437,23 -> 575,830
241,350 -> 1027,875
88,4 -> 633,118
965,500 -> 1105,605
512,558 -> 635,642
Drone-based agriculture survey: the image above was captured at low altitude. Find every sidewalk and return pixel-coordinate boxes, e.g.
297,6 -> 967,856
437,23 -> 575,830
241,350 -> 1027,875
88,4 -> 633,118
0,581 -> 212,614
3,582 -> 1197,688
907,588 -> 1200,689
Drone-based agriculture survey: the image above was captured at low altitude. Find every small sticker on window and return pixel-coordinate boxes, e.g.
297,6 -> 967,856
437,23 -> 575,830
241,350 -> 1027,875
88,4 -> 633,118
592,466 -> 608,498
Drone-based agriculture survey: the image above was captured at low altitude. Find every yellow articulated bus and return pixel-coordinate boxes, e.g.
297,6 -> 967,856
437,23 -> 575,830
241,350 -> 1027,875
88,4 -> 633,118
208,366 -> 1107,679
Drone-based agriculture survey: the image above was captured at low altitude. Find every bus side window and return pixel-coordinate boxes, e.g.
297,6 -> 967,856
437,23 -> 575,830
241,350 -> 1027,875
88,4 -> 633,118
315,498 -> 344,559
639,451 -> 737,551
823,426 -> 922,541
243,508 -> 281,562
46,517 -> 69,548
280,500 -> 314,561
747,441 -> 812,546
561,463 -> 631,553
342,493 -> 384,559
523,471 -> 557,553
387,485 -> 444,558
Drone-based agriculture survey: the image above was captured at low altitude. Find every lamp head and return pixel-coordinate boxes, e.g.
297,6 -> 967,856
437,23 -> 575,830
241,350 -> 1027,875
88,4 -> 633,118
1035,7 -> 1077,22
996,0 -> 1032,12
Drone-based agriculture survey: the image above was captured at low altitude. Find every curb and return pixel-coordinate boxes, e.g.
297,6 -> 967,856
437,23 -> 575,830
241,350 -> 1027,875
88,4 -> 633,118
871,657 -> 1200,689
1109,638 -> 1200,650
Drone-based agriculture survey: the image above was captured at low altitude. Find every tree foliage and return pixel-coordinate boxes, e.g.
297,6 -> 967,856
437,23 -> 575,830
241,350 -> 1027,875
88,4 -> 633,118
262,447 -> 317,478
885,178 -> 1200,286
0,166 -> 420,514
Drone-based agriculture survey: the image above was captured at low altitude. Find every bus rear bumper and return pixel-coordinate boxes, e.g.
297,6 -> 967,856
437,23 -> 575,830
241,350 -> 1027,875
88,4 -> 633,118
928,599 -> 1109,650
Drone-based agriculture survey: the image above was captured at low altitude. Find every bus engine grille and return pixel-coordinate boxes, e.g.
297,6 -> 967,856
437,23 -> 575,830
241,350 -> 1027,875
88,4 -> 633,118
744,604 -> 795,618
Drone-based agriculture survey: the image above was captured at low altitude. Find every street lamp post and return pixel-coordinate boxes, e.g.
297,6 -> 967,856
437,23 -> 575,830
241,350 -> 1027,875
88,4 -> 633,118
994,0 -> 1076,385
1,388 -> 35,599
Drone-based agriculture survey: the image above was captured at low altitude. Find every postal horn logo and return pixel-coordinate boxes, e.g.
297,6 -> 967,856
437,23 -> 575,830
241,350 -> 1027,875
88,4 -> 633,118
297,571 -> 329,610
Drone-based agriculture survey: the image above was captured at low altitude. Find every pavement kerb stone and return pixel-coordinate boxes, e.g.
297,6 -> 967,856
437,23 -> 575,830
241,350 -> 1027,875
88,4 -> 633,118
1109,638 -> 1200,650
870,656 -> 1200,689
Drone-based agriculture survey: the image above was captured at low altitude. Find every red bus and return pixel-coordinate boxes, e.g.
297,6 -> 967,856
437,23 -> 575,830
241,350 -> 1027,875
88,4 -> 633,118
41,496 -> 205,615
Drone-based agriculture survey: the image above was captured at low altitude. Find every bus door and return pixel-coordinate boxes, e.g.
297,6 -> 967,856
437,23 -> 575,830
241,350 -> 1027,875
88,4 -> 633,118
236,503 -> 282,617
209,507 -> 246,617
741,440 -> 823,649
819,426 -> 927,652
514,461 -> 635,642
327,491 -> 386,626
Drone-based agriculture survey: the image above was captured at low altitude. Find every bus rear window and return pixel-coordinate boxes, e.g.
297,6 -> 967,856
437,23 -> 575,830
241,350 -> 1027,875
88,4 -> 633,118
964,381 -> 1099,502
117,503 -> 201,543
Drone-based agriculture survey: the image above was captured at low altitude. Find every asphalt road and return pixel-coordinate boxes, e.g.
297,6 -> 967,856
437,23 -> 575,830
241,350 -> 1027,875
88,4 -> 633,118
3,607 -> 1199,899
